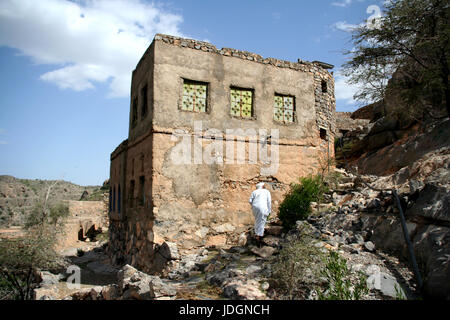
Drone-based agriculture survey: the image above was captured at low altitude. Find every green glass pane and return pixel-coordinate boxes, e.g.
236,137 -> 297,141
284,109 -> 293,122
230,88 -> 252,117
182,82 -> 207,112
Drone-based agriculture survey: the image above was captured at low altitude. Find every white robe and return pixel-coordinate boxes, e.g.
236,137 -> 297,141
249,188 -> 272,236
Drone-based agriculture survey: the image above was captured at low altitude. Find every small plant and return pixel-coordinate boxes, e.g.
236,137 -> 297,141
394,283 -> 406,300
318,251 -> 369,300
270,225 -> 325,299
278,175 -> 328,230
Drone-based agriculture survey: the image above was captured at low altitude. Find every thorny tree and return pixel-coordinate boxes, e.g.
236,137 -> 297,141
342,0 -> 450,118
0,181 -> 68,300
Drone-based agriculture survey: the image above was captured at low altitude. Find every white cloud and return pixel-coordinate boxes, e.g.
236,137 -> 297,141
0,0 -> 185,98
334,70 -> 363,107
331,0 -> 367,7
333,21 -> 361,32
331,0 -> 353,7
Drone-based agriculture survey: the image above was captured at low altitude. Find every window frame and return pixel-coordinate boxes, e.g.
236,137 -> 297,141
180,79 -> 209,113
273,93 -> 297,125
141,84 -> 148,118
229,86 -> 255,120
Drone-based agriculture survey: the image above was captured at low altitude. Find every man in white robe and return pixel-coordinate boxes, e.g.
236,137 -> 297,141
249,182 -> 272,242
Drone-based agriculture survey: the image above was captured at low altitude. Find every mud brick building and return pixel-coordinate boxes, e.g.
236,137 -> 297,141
108,34 -> 336,272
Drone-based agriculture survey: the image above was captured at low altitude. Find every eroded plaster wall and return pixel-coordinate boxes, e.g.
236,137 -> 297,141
109,34 -> 336,273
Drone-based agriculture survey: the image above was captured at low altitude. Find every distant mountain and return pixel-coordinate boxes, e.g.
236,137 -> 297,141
0,175 -> 105,227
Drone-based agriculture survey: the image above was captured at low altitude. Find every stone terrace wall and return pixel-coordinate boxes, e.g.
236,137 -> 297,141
335,111 -> 370,137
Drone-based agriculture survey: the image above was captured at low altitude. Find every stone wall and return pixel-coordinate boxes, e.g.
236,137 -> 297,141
335,111 -> 370,137
56,200 -> 108,250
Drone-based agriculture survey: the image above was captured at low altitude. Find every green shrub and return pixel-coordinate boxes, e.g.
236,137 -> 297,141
318,251 -> 369,300
278,175 -> 328,230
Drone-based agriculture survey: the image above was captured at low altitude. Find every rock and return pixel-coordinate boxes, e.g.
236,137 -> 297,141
33,285 -> 60,300
204,263 -> 216,273
39,271 -> 60,286
245,265 -> 262,275
213,223 -> 236,233
261,235 -> 280,247
366,272 -> 407,299
148,275 -> 177,298
352,234 -> 365,245
250,246 -> 276,258
409,179 -> 424,194
118,264 -> 154,300
223,279 -> 266,300
265,225 -> 283,236
206,234 -> 227,247
261,282 -> 270,291
159,241 -> 180,260
229,246 -> 248,254
86,261 -> 118,275
408,183 -> 450,223
89,286 -> 103,300
364,241 -> 375,252
71,288 -> 92,300
238,233 -> 248,246
413,225 -> 450,299
102,284 -> 119,300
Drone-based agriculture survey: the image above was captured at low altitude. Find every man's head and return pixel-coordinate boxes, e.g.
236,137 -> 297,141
256,182 -> 265,189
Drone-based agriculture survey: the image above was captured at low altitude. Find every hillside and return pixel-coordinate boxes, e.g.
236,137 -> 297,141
0,175 -> 106,227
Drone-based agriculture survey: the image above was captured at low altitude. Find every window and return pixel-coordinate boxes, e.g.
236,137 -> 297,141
131,97 -> 138,127
181,80 -> 207,112
129,180 -> 135,208
118,184 -> 121,214
273,94 -> 295,123
141,85 -> 148,117
112,186 -> 116,212
320,128 -> 327,140
321,80 -> 328,93
139,176 -> 145,206
230,87 -> 253,118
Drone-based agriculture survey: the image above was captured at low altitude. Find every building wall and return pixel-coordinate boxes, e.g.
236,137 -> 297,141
109,34 -> 336,273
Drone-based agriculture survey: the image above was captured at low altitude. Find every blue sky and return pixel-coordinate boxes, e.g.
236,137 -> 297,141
0,0 -> 387,186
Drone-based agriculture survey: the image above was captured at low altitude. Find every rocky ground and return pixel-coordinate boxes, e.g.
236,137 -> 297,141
31,114 -> 450,300
33,186 -> 421,300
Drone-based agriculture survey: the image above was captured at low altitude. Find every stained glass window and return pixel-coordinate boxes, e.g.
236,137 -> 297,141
273,94 -> 295,123
230,88 -> 253,118
182,80 -> 207,113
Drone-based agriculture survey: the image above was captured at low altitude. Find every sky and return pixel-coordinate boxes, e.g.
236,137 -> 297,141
0,0 -> 388,186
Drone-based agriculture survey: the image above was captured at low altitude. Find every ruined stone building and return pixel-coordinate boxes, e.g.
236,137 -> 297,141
108,34 -> 336,272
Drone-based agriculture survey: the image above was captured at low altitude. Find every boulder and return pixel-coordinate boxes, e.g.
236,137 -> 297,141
250,246 -> 276,258
158,241 -> 180,260
39,271 -> 60,286
101,284 -> 119,300
413,225 -> 450,299
117,264 -> 176,300
366,272 -> 407,299
223,279 -> 266,300
265,225 -> 283,236
408,183 -> 450,223
364,241 -> 375,252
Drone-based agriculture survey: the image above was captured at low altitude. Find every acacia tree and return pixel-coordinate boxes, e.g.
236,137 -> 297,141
342,0 -> 449,118
0,181 -> 68,300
